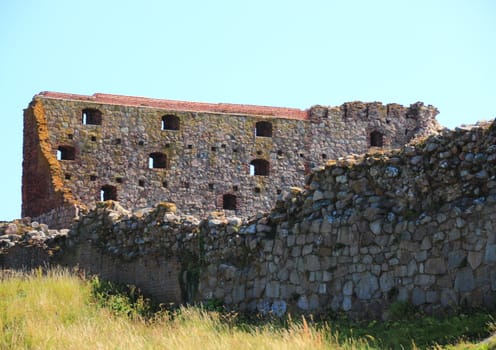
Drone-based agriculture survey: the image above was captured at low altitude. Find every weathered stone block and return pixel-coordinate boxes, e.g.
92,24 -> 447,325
412,288 -> 426,305
425,258 -> 447,275
414,274 -> 435,287
265,281 -> 280,298
454,268 -> 475,292
448,250 -> 467,270
369,220 -> 382,235
379,272 -> 394,292
484,244 -> 496,263
356,273 -> 379,300
304,255 -> 320,272
468,251 -> 483,269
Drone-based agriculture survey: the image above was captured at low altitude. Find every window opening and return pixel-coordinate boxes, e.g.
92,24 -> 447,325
57,146 -> 75,160
82,108 -> 102,125
138,179 -> 145,187
223,194 -> 237,210
250,159 -> 270,176
370,131 -> 384,147
100,185 -> 117,201
65,174 -> 71,180
255,121 -> 273,137
90,136 -> 97,142
208,183 -> 214,191
233,185 -> 239,191
162,181 -> 168,188
149,152 -> 167,169
162,115 -> 180,130
90,175 -> 97,181
116,177 -> 123,184
254,187 -> 261,194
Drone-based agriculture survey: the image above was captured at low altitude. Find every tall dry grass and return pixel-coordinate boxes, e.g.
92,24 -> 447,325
0,268 -> 493,349
0,268 -> 370,350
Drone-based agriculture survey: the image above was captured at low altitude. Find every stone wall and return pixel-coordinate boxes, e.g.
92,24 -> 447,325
7,118 -> 495,319
22,92 -> 440,225
31,205 -> 81,230
0,219 -> 68,269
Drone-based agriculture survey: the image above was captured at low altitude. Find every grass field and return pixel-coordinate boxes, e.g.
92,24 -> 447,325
0,268 -> 495,349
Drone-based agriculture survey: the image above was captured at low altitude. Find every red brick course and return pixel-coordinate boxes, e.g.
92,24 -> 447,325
38,91 -> 309,120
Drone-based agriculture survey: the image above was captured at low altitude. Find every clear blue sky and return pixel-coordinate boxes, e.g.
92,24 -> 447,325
0,0 -> 494,221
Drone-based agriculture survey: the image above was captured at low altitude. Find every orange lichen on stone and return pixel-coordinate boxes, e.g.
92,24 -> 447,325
32,99 -> 79,208
157,202 -> 177,213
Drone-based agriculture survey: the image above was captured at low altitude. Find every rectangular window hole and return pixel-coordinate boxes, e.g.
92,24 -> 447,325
183,182 -> 190,189
90,175 -> 97,181
232,185 -> 239,191
208,183 -> 214,191
113,138 -> 122,145
138,179 -> 145,187
138,140 -> 145,146
221,144 -> 226,149
165,143 -> 170,148
277,189 -> 282,195
57,145 -> 76,161
162,181 -> 168,188
233,148 -> 238,153
254,187 -> 261,194
65,174 -> 71,180
116,177 -> 123,184
211,146 -> 217,152
90,136 -> 97,142
82,108 -> 102,125
187,145 -> 193,149
149,152 -> 167,169
67,134 -> 73,139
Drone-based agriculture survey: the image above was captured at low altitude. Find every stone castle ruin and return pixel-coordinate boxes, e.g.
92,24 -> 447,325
9,91 -> 496,319
22,92 -> 440,227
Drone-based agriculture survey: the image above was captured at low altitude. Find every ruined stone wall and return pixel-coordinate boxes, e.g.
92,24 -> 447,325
306,102 -> 440,167
29,205 -> 80,230
22,100 -> 77,218
6,118 -> 494,319
22,92 -> 439,225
